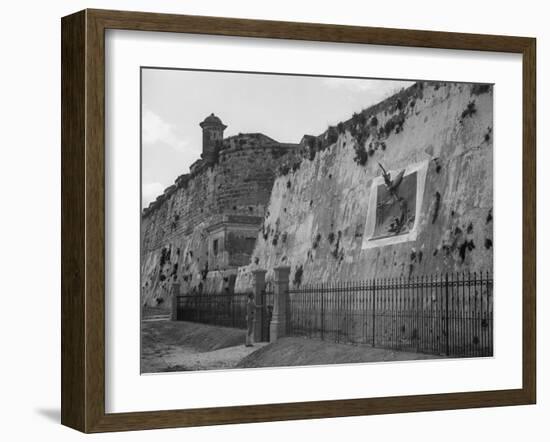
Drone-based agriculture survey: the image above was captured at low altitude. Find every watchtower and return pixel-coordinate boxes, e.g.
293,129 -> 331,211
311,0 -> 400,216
199,113 -> 227,164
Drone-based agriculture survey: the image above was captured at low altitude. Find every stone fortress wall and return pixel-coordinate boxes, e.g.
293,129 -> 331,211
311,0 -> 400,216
142,81 -> 494,307
235,82 -> 493,291
141,115 -> 301,307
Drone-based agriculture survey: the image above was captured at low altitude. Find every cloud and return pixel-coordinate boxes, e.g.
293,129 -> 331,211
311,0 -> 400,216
322,78 -> 415,97
322,77 -> 380,92
142,108 -> 189,152
142,182 -> 165,207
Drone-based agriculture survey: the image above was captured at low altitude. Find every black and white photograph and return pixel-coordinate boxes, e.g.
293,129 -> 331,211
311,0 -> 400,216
2,0 -> 545,437
140,69 -> 494,373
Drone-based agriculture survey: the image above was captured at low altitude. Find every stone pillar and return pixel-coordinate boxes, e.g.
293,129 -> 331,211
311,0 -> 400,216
270,266 -> 291,342
170,282 -> 181,321
252,269 -> 267,342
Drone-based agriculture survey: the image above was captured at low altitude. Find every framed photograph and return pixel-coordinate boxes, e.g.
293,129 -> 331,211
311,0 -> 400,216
61,9 -> 536,433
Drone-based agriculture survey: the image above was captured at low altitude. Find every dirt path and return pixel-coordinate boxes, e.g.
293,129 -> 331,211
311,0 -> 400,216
141,320 -> 267,372
161,343 -> 269,372
141,337 -> 267,372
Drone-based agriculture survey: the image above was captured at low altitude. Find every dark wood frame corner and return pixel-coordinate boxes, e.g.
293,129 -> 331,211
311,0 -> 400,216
61,8 -> 536,433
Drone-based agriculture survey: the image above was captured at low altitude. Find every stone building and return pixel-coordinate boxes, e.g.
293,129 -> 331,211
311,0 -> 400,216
141,113 -> 300,306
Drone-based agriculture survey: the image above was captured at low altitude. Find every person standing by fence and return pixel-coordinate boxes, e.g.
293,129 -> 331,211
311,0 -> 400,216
245,293 -> 262,347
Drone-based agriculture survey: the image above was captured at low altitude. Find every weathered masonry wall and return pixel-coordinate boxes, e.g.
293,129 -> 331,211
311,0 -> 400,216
141,133 -> 298,307
235,82 -> 493,292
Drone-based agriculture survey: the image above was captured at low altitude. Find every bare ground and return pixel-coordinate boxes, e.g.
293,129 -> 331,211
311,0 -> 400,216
141,320 -> 264,373
237,337 -> 441,369
142,320 -> 442,373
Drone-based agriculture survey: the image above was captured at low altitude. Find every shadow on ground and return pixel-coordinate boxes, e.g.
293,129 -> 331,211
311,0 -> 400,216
35,408 -> 60,423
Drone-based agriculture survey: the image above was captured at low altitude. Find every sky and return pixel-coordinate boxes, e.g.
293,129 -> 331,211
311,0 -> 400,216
141,68 -> 414,206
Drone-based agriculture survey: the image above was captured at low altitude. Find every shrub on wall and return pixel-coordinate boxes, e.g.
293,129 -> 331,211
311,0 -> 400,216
471,84 -> 491,96
354,141 -> 369,166
327,126 -> 339,145
461,101 -> 477,120
293,265 -> 303,287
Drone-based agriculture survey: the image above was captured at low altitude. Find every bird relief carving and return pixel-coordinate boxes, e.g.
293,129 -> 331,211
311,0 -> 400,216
374,162 -> 417,238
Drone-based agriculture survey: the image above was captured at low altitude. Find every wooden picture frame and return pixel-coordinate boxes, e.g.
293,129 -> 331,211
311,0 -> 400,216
61,8 -> 536,433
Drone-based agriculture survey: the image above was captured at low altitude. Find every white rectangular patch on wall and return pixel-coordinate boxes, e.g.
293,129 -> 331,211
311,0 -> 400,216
362,160 -> 429,249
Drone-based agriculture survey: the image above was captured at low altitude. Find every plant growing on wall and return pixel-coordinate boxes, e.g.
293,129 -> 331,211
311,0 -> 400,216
272,231 -> 280,246
293,265 -> 303,287
312,233 -> 321,249
354,141 -> 369,166
471,83 -> 491,96
159,247 -> 170,267
200,263 -> 209,280
331,231 -> 342,259
278,163 -> 291,176
461,101 -> 477,120
326,126 -> 339,145
381,112 -> 406,137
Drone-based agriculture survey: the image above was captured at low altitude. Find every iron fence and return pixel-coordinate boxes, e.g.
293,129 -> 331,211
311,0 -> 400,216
287,272 -> 493,357
176,292 -> 250,329
175,282 -> 274,337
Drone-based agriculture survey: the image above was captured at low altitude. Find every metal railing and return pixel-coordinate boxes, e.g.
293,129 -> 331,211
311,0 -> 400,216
176,292 -> 250,329
287,271 -> 493,357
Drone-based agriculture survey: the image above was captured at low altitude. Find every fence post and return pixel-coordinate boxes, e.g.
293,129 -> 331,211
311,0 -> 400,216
170,282 -> 181,321
372,279 -> 376,347
320,284 -> 324,340
270,266 -> 291,342
445,273 -> 450,356
252,269 -> 267,343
